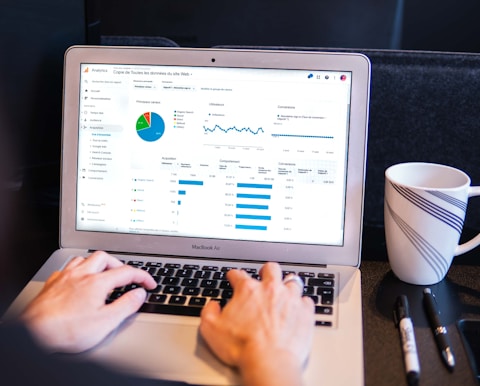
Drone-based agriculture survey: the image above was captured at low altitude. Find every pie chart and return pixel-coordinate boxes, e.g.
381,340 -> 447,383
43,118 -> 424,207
136,112 -> 165,142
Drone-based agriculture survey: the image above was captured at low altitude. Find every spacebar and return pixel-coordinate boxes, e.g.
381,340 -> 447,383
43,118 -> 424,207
140,303 -> 202,317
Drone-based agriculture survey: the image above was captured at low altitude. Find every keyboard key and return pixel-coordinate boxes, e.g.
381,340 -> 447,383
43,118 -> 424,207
212,298 -> 228,307
140,303 -> 203,316
182,287 -> 200,296
127,261 -> 144,267
176,269 -> 193,278
315,306 -> 333,315
318,288 -> 334,305
157,268 -> 175,276
142,267 -> 157,275
308,278 -> 334,287
219,280 -> 231,289
189,297 -> 207,307
162,277 -> 180,286
164,285 -> 181,294
202,265 -> 219,271
213,271 -> 226,280
148,294 -> 167,303
183,264 -> 200,270
169,296 -> 187,305
147,284 -> 161,293
318,273 -> 335,279
181,278 -> 199,287
299,271 -> 315,278
146,262 -> 162,268
202,288 -> 220,297
194,270 -> 211,279
315,321 -> 333,327
303,286 -> 314,295
201,279 -> 218,288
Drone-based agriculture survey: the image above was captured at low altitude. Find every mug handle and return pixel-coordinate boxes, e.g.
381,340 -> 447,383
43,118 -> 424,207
455,186 -> 480,255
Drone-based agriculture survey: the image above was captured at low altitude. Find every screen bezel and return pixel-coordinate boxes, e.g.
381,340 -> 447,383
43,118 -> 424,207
60,46 -> 370,268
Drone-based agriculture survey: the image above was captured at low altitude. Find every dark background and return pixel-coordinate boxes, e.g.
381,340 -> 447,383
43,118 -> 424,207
2,0 -> 480,311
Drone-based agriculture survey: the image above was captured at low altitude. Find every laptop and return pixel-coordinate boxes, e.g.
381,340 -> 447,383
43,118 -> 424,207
6,45 -> 370,385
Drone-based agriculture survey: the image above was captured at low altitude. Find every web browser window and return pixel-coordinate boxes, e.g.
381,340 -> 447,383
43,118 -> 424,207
76,63 -> 352,246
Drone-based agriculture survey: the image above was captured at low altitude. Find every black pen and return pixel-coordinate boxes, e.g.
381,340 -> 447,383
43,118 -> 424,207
423,288 -> 455,371
394,295 -> 420,386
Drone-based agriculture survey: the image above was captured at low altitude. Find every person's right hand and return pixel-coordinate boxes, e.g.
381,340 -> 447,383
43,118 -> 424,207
199,262 -> 315,386
21,250 -> 156,353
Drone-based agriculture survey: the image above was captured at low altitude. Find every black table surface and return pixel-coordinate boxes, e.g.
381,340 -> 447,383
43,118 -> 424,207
361,226 -> 480,386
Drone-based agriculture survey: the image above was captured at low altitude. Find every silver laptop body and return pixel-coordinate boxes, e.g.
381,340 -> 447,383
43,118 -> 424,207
6,46 -> 370,385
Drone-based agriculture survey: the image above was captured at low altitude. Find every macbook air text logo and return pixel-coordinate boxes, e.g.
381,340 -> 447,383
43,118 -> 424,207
192,244 -> 220,251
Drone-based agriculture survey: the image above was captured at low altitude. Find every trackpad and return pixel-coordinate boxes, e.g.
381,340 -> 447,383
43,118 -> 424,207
84,314 -> 240,385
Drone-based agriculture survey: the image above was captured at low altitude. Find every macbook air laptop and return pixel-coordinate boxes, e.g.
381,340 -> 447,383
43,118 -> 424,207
6,45 -> 370,385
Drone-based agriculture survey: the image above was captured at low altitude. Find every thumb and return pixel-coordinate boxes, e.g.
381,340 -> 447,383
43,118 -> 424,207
199,299 -> 222,336
104,288 -> 147,324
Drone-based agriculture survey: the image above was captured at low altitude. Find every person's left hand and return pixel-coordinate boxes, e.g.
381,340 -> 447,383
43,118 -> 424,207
20,250 -> 156,353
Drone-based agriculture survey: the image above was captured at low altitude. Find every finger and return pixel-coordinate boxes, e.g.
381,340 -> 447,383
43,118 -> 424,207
282,274 -> 305,295
225,269 -> 250,289
200,299 -> 222,324
100,264 -> 157,291
259,262 -> 283,284
199,301 -> 236,366
63,256 -> 86,270
103,287 -> 148,326
199,300 -> 222,346
301,295 -> 315,312
83,250 -> 124,273
45,270 -> 61,284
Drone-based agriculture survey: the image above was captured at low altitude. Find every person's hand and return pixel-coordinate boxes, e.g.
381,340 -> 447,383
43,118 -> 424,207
20,250 -> 156,353
199,262 -> 315,386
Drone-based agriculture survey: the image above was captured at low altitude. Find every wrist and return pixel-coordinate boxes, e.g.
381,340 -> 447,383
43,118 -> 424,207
238,343 -> 304,386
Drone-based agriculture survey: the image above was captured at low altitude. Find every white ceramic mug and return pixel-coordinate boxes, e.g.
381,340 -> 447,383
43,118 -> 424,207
384,162 -> 480,285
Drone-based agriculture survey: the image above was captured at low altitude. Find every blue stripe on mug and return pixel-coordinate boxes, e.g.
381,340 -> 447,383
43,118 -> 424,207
391,182 -> 464,234
385,200 -> 450,282
427,190 -> 467,213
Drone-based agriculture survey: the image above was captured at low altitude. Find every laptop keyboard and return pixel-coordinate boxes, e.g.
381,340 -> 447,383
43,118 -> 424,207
107,258 -> 337,327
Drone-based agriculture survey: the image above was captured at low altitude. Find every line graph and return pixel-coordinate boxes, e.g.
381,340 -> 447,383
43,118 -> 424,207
203,125 -> 264,135
271,133 -> 334,139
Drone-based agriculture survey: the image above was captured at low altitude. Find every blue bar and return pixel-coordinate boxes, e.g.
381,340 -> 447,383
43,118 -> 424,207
179,180 -> 204,186
236,204 -> 269,210
237,193 -> 271,200
237,183 -> 273,189
177,200 -> 182,205
178,190 -> 186,195
236,214 -> 271,221
235,224 -> 268,231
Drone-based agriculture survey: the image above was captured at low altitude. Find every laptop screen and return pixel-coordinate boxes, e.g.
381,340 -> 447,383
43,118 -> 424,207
76,63 -> 352,247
